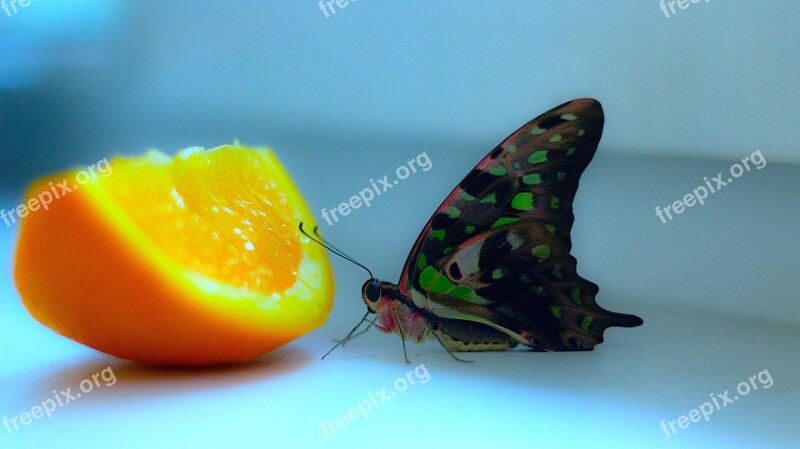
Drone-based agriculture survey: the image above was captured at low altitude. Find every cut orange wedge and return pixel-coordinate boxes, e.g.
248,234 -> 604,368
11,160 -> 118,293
13,143 -> 334,365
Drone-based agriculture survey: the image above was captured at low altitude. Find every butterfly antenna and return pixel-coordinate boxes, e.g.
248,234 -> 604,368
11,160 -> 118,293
299,222 -> 374,279
310,225 -> 350,259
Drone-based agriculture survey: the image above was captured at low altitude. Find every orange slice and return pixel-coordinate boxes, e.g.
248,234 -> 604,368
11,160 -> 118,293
13,143 -> 334,365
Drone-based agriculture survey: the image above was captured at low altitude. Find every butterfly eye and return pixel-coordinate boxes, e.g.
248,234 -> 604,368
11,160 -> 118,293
363,281 -> 382,303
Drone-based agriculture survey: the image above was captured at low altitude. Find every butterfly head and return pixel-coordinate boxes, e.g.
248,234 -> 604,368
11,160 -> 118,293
361,279 -> 381,309
361,279 -> 402,313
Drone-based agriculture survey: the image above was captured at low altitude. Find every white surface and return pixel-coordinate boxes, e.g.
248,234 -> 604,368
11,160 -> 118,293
0,297 -> 796,448
1,154 -> 798,448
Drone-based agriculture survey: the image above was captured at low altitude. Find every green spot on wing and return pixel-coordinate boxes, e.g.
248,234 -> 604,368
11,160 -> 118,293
566,148 -> 576,156
419,266 -> 453,294
550,196 -> 560,209
510,192 -> 535,211
480,193 -> 497,204
557,172 -> 566,181
417,253 -> 428,271
577,129 -> 585,136
522,173 -> 542,185
488,166 -> 507,176
532,245 -> 551,261
429,274 -> 452,294
491,217 -> 519,229
430,229 -> 446,241
449,285 -> 472,298
461,192 -> 475,201
443,246 -> 454,255
548,134 -> 562,143
550,305 -> 562,318
561,113 -> 578,121
529,150 -> 548,164
507,145 -> 517,153
492,268 -> 505,280
531,127 -> 546,135
450,286 -> 491,305
446,207 -> 461,218
581,316 -> 593,331
419,267 -> 491,305
571,287 -> 582,304
465,225 -> 475,234
421,268 -> 491,305
546,224 -> 557,234
419,266 -> 438,290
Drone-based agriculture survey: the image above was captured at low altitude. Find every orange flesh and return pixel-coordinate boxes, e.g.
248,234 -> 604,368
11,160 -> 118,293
101,147 -> 301,294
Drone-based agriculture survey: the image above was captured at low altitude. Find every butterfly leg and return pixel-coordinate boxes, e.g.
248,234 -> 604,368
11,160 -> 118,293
393,309 -> 411,363
428,327 -> 474,364
322,312 -> 371,360
364,317 -> 392,332
340,317 -> 377,347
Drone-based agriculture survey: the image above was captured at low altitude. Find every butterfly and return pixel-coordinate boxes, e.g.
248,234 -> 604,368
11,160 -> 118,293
302,98 -> 643,362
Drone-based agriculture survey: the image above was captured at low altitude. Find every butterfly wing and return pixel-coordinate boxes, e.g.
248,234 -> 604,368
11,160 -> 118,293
399,98 -> 642,351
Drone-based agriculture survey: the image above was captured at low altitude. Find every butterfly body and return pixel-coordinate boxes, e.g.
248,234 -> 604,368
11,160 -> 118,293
368,281 -> 430,344
327,98 -> 642,359
364,280 -> 521,352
